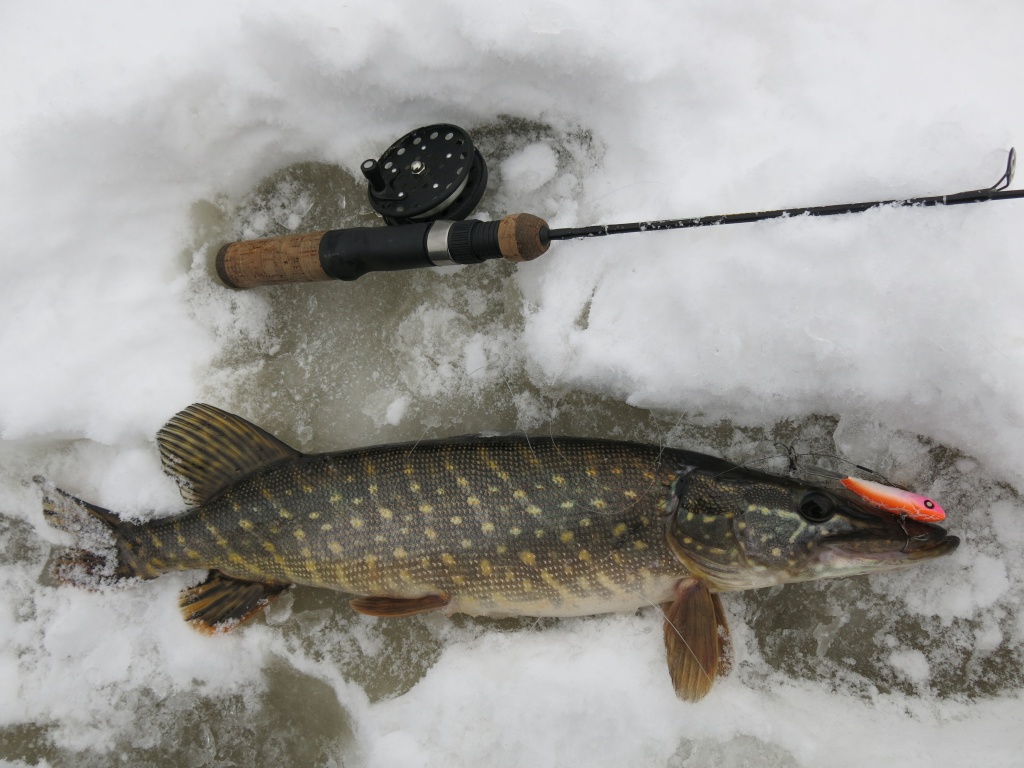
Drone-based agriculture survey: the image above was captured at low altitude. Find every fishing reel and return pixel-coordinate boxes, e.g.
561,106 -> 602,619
361,123 -> 488,225
217,123 -> 549,289
215,125 -> 1022,290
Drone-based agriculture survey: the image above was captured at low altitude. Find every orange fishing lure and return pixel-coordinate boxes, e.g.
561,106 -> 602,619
840,477 -> 945,523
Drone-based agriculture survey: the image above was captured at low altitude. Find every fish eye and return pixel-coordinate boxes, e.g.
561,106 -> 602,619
798,492 -> 835,523
924,499 -> 935,509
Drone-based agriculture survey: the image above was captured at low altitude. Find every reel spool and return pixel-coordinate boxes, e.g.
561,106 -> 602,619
361,124 -> 488,225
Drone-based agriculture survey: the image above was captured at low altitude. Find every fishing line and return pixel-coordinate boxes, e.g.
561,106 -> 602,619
214,123 -> 1022,289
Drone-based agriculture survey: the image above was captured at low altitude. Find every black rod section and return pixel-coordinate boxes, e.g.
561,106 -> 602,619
547,187 -> 1024,241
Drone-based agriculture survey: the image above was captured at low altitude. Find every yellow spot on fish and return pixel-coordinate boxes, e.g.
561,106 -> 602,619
378,507 -> 393,520
262,542 -> 276,553
526,505 -> 542,516
560,531 -> 574,543
552,475 -> 566,486
238,519 -> 253,532
612,467 -> 623,475
560,500 -> 575,510
585,468 -> 598,478
228,552 -> 243,565
442,553 -> 456,566
231,503 -> 241,513
520,551 -> 537,566
329,542 -> 343,555
393,547 -> 408,559
457,477 -> 470,487
772,547 -> 782,557
279,508 -> 292,519
580,518 -> 592,527
303,484 -> 314,494
612,553 -> 624,565
261,488 -> 275,501
683,536 -> 693,545
410,481 -> 421,492
535,529 -> 546,538
330,493 -> 343,503
480,559 -> 493,576
365,554 -> 378,567
369,484 -> 378,494
513,489 -> 527,500
624,490 -> 637,499
425,527 -> 438,541
737,521 -> 747,530
509,527 -> 522,537
365,464 -> 376,475
592,499 -> 607,510
321,523 -> 333,532
612,523 -> 628,537
461,539 -> 472,549
467,496 -> 481,506
578,550 -> 591,562
497,471 -> 510,481
419,503 -> 433,514
185,549 -> 200,559
521,579 -> 534,592
450,516 -> 462,525
294,529 -> 306,541
634,540 -> 648,551
496,545 -> 508,555
481,522 -> 495,534
435,487 -> 446,496
149,534 -> 163,548
309,511 -> 320,520
452,575 -> 466,587
352,498 -> 363,506
301,547 -> 312,558
399,569 -> 412,583
350,518 -> 364,529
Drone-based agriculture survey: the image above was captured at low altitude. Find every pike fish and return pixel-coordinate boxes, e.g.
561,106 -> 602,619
41,404 -> 959,700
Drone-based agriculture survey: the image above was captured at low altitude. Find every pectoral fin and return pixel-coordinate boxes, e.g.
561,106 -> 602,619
349,594 -> 449,617
179,570 -> 291,634
662,577 -> 730,701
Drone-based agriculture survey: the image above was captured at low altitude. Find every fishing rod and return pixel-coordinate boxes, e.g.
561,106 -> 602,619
216,123 -> 1020,289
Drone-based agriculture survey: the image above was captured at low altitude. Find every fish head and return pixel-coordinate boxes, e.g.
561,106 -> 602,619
665,466 -> 959,591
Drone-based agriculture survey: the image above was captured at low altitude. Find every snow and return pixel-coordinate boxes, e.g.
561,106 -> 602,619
2,1 -> 1024,766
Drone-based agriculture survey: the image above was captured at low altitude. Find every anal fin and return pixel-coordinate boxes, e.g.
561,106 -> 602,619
180,570 -> 291,634
349,594 -> 449,617
662,577 -> 730,702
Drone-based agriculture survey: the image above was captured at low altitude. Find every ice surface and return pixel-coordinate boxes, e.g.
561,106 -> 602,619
2,1 -> 1024,766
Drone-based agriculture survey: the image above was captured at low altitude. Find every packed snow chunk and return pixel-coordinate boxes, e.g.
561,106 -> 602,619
888,649 -> 931,685
500,142 -> 559,195
385,395 -> 411,427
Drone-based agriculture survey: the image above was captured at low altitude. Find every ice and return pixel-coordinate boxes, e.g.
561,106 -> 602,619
2,1 -> 1024,766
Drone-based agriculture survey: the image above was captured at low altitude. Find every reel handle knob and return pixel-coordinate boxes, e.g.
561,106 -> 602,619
215,214 -> 551,289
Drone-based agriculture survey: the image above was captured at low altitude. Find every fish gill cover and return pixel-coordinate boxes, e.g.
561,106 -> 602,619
0,1 -> 1023,767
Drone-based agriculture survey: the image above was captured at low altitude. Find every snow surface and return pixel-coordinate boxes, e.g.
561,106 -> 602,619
2,1 -> 1024,766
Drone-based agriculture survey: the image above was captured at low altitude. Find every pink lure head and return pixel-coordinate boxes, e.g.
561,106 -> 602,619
840,477 -> 946,523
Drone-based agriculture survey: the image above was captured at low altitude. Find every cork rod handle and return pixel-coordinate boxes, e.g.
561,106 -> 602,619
216,231 -> 331,289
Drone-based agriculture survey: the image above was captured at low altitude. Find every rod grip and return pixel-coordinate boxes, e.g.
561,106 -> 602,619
216,231 -> 331,289
498,213 -> 550,262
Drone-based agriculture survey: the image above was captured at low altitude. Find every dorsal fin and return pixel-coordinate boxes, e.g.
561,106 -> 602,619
156,403 -> 300,506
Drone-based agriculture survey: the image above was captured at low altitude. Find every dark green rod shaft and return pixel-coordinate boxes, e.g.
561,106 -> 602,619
547,188 -> 1024,241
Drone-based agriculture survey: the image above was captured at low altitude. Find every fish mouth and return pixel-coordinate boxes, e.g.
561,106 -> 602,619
824,519 -> 959,563
903,532 -> 959,559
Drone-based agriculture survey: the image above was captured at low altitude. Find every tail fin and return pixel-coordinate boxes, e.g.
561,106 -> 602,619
37,476 -> 149,586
